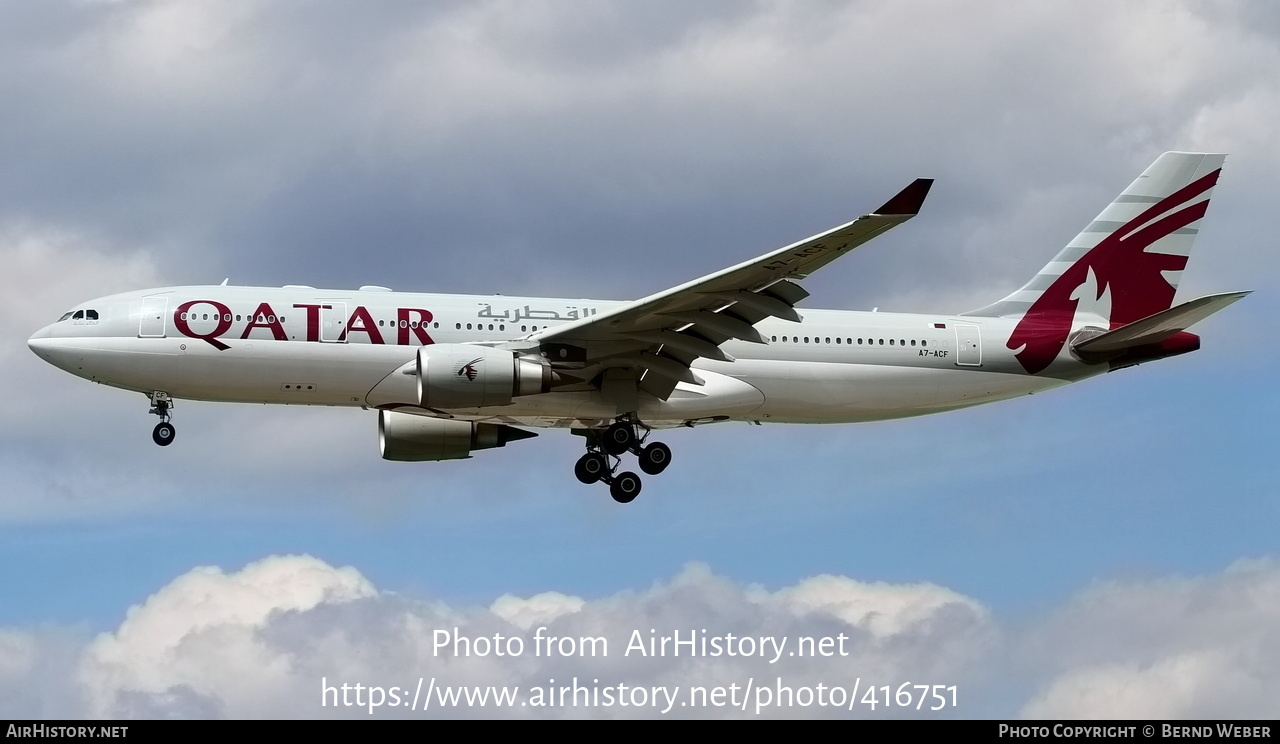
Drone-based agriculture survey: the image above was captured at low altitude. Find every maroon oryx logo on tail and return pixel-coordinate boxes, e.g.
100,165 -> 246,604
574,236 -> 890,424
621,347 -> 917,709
458,358 -> 483,382
1009,169 -> 1220,374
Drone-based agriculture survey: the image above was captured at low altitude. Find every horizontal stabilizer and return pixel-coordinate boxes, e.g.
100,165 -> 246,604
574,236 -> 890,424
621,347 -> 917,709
1073,291 -> 1250,354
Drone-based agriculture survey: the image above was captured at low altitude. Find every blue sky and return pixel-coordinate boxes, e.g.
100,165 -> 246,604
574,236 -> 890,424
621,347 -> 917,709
2,0 -> 1278,718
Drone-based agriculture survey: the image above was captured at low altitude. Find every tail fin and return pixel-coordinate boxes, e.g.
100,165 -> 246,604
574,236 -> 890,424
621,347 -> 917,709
964,152 -> 1226,374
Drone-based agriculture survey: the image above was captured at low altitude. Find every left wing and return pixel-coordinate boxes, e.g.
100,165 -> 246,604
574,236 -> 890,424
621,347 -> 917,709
524,178 -> 933,400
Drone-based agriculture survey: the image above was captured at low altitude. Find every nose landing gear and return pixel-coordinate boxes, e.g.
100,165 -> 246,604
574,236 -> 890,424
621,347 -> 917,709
574,419 -> 671,503
148,392 -> 176,447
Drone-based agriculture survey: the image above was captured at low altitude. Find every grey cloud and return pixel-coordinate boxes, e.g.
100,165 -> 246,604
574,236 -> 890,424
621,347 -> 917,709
1,1 -> 1275,304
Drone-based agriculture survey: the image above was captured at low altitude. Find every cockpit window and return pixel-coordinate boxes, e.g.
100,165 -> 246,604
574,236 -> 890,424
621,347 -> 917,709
86,309 -> 99,320
58,312 -> 73,322
72,310 -> 84,320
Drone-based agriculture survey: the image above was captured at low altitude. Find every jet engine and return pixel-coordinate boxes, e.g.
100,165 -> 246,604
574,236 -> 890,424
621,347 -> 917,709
379,411 -> 537,461
417,344 -> 552,409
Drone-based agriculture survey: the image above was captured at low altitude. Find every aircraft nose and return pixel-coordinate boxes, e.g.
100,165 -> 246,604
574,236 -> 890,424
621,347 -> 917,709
27,325 -> 71,369
27,327 -> 88,377
28,324 -> 52,353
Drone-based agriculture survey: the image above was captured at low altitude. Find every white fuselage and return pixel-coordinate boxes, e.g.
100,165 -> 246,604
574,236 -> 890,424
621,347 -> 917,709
28,285 -> 1095,430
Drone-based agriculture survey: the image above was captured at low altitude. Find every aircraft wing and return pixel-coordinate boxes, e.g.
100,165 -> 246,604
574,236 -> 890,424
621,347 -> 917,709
526,178 -> 933,399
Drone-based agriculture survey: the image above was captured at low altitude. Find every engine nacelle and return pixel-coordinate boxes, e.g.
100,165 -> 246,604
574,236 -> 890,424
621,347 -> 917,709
379,411 -> 536,461
417,344 -> 551,409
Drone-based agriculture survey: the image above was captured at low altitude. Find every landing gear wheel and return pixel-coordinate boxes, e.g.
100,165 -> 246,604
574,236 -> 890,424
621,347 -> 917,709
574,452 -> 608,484
638,442 -> 671,475
602,422 -> 636,455
609,472 -> 642,504
152,421 -> 176,447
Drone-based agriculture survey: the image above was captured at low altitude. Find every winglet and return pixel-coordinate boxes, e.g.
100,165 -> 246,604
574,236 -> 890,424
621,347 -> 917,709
874,178 -> 934,216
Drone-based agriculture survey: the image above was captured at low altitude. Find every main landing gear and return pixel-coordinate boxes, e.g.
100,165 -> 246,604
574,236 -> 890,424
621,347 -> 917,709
148,392 -> 176,447
574,419 -> 671,504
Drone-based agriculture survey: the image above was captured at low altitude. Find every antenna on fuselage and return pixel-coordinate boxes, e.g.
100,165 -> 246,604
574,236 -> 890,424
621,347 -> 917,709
220,278 -> 229,286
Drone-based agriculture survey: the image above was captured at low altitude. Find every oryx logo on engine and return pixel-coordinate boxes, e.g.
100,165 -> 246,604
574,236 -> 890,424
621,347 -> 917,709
458,358 -> 483,382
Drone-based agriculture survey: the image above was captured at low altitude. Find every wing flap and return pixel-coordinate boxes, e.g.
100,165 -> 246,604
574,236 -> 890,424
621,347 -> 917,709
663,310 -> 767,344
700,290 -> 803,322
622,330 -> 736,362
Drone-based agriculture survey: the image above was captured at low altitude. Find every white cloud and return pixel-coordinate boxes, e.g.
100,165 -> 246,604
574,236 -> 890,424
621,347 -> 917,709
770,574 -> 986,640
1021,652 -> 1261,720
5,555 -> 1278,718
490,592 -> 584,632
0,628 -> 85,719
78,555 -> 375,718
1020,558 -> 1280,718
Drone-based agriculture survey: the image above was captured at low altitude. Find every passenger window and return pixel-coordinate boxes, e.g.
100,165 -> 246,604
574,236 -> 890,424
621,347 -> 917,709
922,340 -> 928,348
890,339 -> 895,346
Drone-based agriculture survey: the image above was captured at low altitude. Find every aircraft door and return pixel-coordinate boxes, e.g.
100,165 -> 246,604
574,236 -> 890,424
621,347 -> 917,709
139,296 -> 167,338
954,323 -> 982,366
321,302 -> 347,343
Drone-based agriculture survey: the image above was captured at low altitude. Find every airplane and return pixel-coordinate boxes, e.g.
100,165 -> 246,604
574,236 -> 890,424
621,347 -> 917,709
28,152 -> 1248,504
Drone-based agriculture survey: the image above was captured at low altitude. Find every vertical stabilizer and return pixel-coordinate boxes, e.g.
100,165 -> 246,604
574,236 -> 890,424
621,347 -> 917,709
964,152 -> 1225,374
